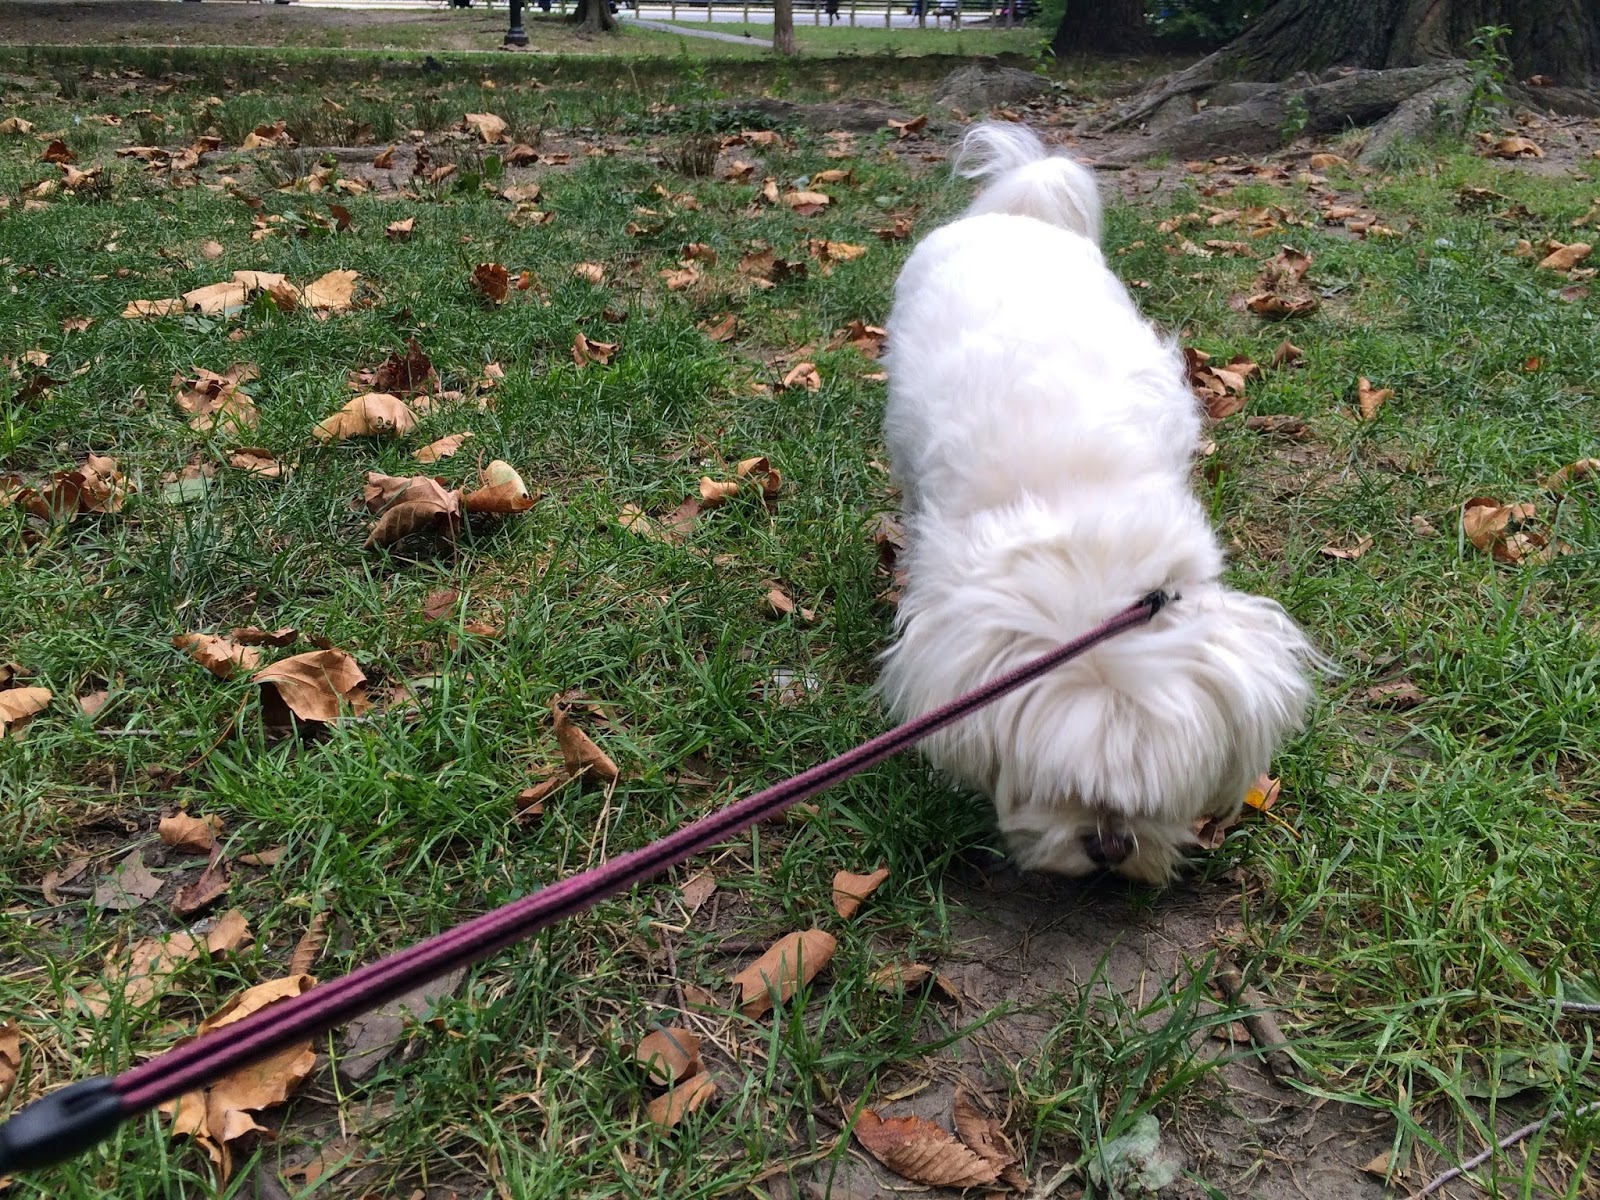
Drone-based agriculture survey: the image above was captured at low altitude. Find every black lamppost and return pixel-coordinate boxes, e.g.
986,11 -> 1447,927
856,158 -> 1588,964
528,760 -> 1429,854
505,0 -> 529,45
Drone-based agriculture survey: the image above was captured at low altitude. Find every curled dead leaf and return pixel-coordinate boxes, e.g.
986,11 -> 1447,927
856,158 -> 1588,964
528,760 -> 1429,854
302,269 -> 358,312
206,909 -> 254,956
173,633 -> 262,680
1365,679 -> 1425,710
173,852 -> 230,917
228,449 -> 287,479
832,867 -> 889,918
1490,136 -> 1544,159
1544,458 -> 1600,492
646,1072 -> 716,1128
253,648 -> 369,726
573,262 -> 606,286
290,912 -> 330,977
700,477 -> 739,507
313,393 -> 418,442
385,216 -> 415,242
1537,241 -> 1591,272
1319,536 -> 1374,561
472,262 -> 511,306
462,459 -> 536,514
0,686 -> 51,736
552,701 -> 619,784
854,1108 -> 1001,1189
363,474 -> 462,547
781,362 -> 821,392
414,432 -> 473,464
1357,377 -> 1392,421
635,1028 -> 702,1087
160,812 -> 223,854
1461,496 -> 1542,563
572,331 -> 618,368
730,928 -> 836,1018
464,112 -> 509,144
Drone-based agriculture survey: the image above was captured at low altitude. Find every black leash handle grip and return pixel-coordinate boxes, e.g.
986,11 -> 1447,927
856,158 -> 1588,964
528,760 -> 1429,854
0,1076 -> 124,1174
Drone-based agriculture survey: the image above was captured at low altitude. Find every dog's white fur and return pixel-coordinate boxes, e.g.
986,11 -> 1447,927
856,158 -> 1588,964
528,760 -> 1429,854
878,123 -> 1318,883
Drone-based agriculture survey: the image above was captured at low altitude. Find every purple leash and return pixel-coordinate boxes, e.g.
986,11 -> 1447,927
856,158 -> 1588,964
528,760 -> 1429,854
0,590 -> 1172,1173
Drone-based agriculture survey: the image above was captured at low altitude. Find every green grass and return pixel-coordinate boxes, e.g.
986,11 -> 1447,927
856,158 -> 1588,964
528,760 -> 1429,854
654,18 -> 1039,56
1,48 -> 1598,1200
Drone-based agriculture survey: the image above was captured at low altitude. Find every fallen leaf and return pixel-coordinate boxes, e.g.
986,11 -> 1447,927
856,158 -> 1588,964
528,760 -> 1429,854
646,1072 -> 716,1128
462,459 -> 536,514
1272,340 -> 1304,367
230,626 -> 297,648
0,686 -> 51,736
79,933 -> 204,1018
765,586 -> 814,621
1537,241 -> 1591,272
1491,136 -> 1544,159
414,432 -> 473,464
313,393 -> 418,442
0,116 -> 33,134
182,280 -> 249,316
661,266 -> 700,291
207,909 -> 254,955
385,217 -> 415,242
363,474 -> 462,547
173,633 -> 262,680
1309,153 -> 1347,170
832,867 -> 888,918
1357,377 -> 1391,421
887,115 -> 928,139
1243,774 -> 1282,813
1362,1151 -> 1394,1180
679,869 -> 717,915
174,365 -> 259,434
0,1023 -> 19,1103
573,262 -> 606,285
160,813 -> 223,854
1319,536 -> 1374,561
40,856 -> 89,904
572,331 -> 618,368
953,1089 -> 1026,1190
200,240 -> 225,261
227,449 -> 286,479
472,262 -> 511,305
173,853 -> 230,917
635,1028 -> 701,1087
699,312 -> 738,343
290,912 -> 330,977
731,929 -> 837,1018
40,138 -> 75,164
1544,458 -> 1600,492
77,689 -> 109,717
464,112 -> 509,144
254,648 -> 369,726
373,144 -> 396,169
781,362 -> 821,392
301,269 -> 358,312
1365,679 -> 1425,710
123,298 -> 185,319
1184,348 -> 1259,419
17,454 -> 131,520
1461,496 -> 1541,563
552,702 -> 619,784
93,849 -> 164,911
828,318 -> 888,359
854,1109 -> 1001,1189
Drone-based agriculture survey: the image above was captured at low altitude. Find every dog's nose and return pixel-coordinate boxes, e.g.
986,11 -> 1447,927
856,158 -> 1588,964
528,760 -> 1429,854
1083,829 -> 1133,867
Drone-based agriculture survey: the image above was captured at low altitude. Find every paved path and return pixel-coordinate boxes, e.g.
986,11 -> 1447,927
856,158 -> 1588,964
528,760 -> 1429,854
622,14 -> 758,42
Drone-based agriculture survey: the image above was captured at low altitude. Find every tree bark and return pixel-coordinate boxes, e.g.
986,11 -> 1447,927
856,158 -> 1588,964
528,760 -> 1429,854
1194,0 -> 1599,89
1052,0 -> 1148,59
571,0 -> 617,33
773,0 -> 797,55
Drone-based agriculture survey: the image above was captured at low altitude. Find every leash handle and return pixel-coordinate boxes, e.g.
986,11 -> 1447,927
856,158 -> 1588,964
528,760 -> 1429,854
0,591 -> 1171,1172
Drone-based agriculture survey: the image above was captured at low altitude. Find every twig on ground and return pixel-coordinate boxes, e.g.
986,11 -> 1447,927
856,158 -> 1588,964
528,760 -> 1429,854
1407,1102 -> 1600,1200
1213,965 -> 1298,1083
1550,999 -> 1600,1013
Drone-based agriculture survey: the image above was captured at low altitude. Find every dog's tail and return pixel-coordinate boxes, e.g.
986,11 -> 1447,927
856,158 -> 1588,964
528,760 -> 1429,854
954,122 -> 1102,244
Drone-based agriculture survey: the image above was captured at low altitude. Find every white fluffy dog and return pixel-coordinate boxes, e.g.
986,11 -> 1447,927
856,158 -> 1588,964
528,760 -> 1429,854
878,124 -> 1318,884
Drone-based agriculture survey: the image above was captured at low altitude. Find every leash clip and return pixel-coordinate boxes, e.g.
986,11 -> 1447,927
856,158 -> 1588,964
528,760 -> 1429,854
0,1076 -> 124,1173
1140,588 -> 1178,617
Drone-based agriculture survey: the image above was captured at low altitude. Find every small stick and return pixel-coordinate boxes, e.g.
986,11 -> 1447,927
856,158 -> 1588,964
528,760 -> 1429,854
1407,1102 -> 1600,1200
1551,999 -> 1600,1013
1213,966 -> 1297,1083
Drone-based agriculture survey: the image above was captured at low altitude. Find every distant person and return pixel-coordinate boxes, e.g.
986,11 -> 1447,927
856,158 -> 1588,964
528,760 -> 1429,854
825,0 -> 838,22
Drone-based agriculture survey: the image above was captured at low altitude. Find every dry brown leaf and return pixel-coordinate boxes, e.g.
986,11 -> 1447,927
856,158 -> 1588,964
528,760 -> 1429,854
207,909 -> 254,956
700,477 -> 740,507
230,626 -> 297,648
173,632 -> 262,680
182,280 -> 249,316
472,262 -> 511,306
1272,340 -> 1305,367
1357,378 -> 1392,421
1491,136 -> 1544,159
79,933 -> 204,1018
173,853 -> 230,917
730,928 -> 837,1018
679,869 -> 717,915
1243,774 -> 1282,812
887,114 -> 928,139
123,298 -> 185,319
414,432 -> 474,464
290,913 -> 330,978
0,116 -> 33,134
1365,679 -> 1425,710
464,112 -> 509,144
854,1109 -> 1001,1189
661,266 -> 700,291
462,459 -> 536,514
363,475 -> 462,547
1537,241 -> 1591,272
646,1072 -> 716,1128
737,248 -> 807,285
635,1028 -> 702,1086
1318,536 -> 1373,561
174,365 -> 259,434
227,448 -> 286,479
0,685 -> 51,736
1461,496 -> 1541,563
828,318 -> 888,359
552,702 -> 619,784
302,269 -> 358,312
92,849 -> 163,911
953,1089 -> 1026,1190
0,1022 -> 19,1104
699,312 -> 738,343
373,144 -> 396,169
385,216 -> 415,242
1308,152 -> 1348,170
572,331 -> 619,368
77,689 -> 109,717
236,847 -> 285,867
313,393 -> 418,442
160,813 -> 223,854
781,362 -> 821,392
832,867 -> 889,919
1184,348 -> 1260,419
200,239 -> 225,261
765,586 -> 814,622
573,262 -> 606,285
40,138 -> 75,164
254,648 -> 369,726
1544,458 -> 1600,491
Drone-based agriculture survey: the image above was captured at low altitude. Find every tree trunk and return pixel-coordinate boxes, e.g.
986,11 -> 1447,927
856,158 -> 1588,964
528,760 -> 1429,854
1198,0 -> 1600,89
1052,0 -> 1148,58
571,0 -> 617,33
773,0 -> 797,55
